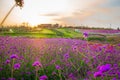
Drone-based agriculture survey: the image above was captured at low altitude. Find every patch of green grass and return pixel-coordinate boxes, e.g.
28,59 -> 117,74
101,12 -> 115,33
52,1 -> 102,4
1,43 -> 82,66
56,28 -> 83,38
40,29 -> 55,34
0,32 -> 56,38
106,36 -> 120,44
50,29 -> 65,36
0,28 -> 83,38
87,37 -> 106,41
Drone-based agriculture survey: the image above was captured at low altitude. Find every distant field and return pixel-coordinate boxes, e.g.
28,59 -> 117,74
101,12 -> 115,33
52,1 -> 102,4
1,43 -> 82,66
0,28 -> 83,38
0,28 -> 120,44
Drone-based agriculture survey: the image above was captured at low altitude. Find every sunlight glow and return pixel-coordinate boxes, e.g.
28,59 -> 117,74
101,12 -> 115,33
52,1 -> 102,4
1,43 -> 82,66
19,0 -> 73,25
1,0 -> 119,28
0,0 -> 92,26
21,12 -> 52,26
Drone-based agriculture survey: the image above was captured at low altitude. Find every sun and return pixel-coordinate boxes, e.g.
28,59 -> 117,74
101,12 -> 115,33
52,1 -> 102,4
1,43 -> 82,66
28,16 -> 40,26
29,17 -> 52,26
19,0 -> 72,26
21,12 -> 52,26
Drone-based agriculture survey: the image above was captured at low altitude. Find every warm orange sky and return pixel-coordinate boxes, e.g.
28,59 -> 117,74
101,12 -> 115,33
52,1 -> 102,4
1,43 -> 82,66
0,0 -> 120,28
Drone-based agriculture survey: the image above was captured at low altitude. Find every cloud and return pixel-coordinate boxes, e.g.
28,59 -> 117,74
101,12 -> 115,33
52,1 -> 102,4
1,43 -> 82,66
87,0 -> 108,8
40,13 -> 60,17
52,8 -> 108,25
69,0 -> 108,9
53,6 -> 120,27
102,0 -> 120,7
52,11 -> 93,25
93,7 -> 120,23
51,0 -> 111,25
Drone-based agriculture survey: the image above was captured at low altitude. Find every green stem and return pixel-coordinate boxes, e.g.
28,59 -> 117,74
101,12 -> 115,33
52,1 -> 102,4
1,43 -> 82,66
11,59 -> 14,78
35,69 -> 38,80
69,59 -> 77,70
58,70 -> 62,80
42,67 -> 45,74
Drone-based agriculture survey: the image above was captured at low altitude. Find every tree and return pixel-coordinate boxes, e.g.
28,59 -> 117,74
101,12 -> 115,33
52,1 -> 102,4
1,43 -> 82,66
117,27 -> 119,30
0,0 -> 24,27
15,0 -> 24,8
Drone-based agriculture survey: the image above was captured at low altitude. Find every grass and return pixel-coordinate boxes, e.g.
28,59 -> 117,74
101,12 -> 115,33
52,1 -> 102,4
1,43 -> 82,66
0,27 -> 119,44
87,37 -> 106,41
0,28 -> 83,38
106,35 -> 120,44
56,28 -> 83,38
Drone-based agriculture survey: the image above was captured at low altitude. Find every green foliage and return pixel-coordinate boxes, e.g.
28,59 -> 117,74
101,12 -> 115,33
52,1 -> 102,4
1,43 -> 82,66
0,28 -> 83,38
87,37 -> 106,41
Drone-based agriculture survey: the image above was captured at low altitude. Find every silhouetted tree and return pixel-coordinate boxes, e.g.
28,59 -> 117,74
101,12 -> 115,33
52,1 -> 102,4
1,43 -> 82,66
0,0 -> 24,27
15,0 -> 24,8
117,27 -> 120,30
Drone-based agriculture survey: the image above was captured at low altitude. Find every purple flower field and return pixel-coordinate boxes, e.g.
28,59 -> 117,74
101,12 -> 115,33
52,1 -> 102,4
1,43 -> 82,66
79,29 -> 120,34
0,36 -> 120,80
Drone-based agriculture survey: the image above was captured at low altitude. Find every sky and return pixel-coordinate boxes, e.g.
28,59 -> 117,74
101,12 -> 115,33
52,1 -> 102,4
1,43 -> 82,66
0,0 -> 120,29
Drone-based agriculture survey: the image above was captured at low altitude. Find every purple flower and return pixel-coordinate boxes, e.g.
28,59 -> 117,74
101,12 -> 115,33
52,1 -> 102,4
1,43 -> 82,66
10,54 -> 18,59
7,78 -> 16,80
64,53 -> 70,60
0,67 -> 3,71
5,59 -> 10,64
32,61 -> 42,67
83,32 -> 88,38
113,64 -> 118,67
52,72 -> 57,75
72,46 -> 77,51
87,71 -> 92,76
117,72 -> 120,78
68,73 -> 75,79
26,72 -> 31,75
14,63 -> 20,70
39,75 -> 48,80
112,78 -> 117,80
94,71 -> 102,78
118,43 -> 120,47
99,64 -> 111,72
55,65 -> 61,70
